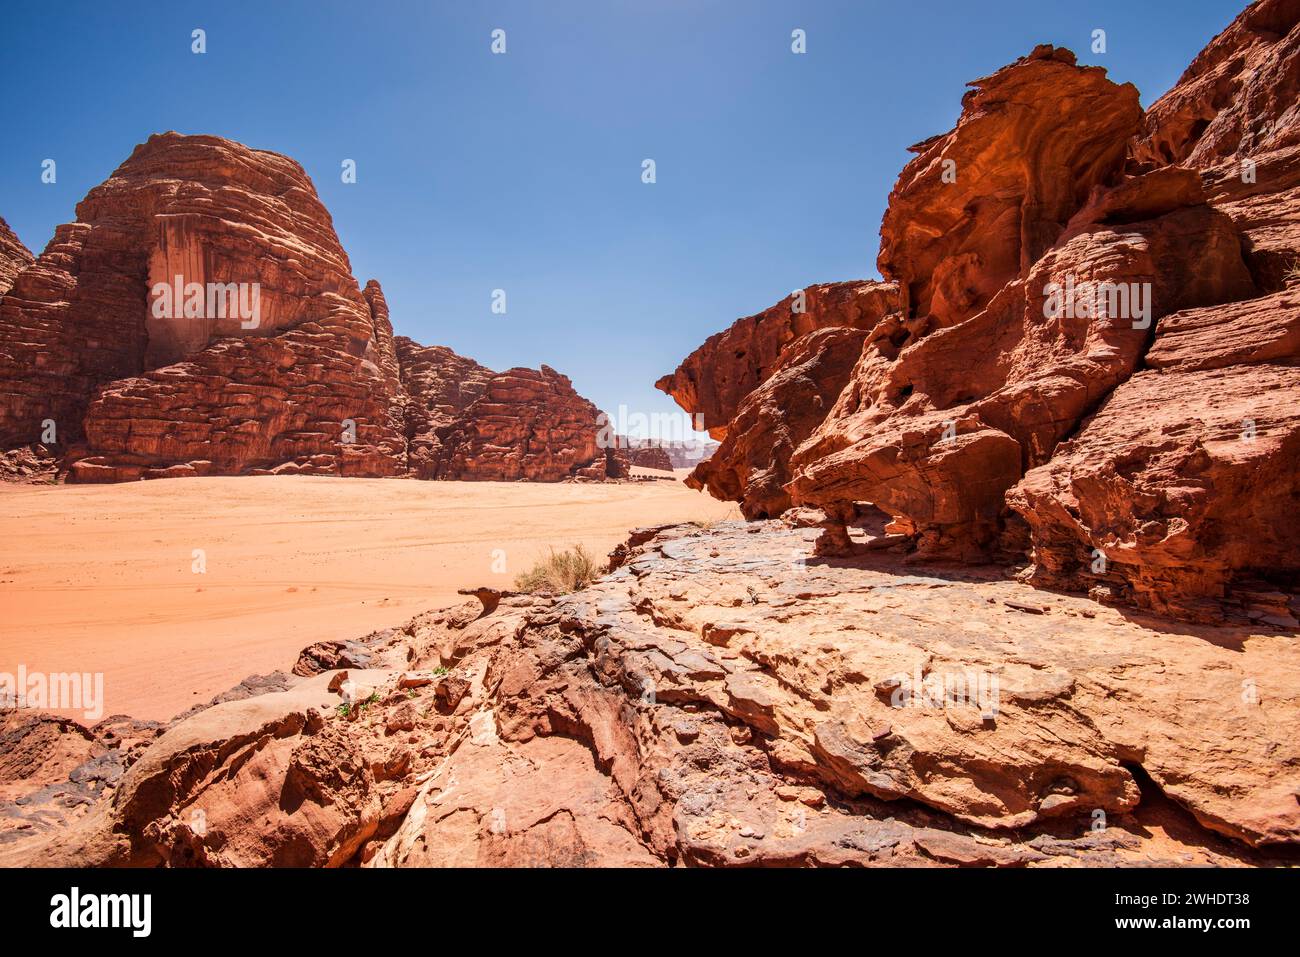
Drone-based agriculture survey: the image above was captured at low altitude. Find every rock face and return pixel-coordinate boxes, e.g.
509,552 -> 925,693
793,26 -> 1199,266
1135,0 -> 1300,290
689,325 -> 874,518
663,14 -> 1298,620
879,46 -> 1142,329
656,281 -> 898,439
626,442 -> 674,472
0,217 -> 32,297
0,133 -> 406,480
0,134 -> 612,484
436,366 -> 606,482
6,521 -> 1296,867
1006,1 -> 1300,620
394,336 -> 495,479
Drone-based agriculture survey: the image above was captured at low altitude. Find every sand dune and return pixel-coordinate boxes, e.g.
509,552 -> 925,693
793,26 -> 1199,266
0,476 -> 736,721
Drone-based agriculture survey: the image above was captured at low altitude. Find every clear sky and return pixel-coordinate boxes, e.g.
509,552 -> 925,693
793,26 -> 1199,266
0,0 -> 1246,439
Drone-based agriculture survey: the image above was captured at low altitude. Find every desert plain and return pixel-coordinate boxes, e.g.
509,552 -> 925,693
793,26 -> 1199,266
0,474 -> 734,720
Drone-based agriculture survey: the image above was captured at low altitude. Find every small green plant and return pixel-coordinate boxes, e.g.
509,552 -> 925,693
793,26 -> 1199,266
432,666 -> 449,676
336,691 -> 380,718
513,544 -> 600,595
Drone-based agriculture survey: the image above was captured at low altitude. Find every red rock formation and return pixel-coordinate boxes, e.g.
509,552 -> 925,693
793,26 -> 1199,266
0,216 -> 32,297
689,325 -> 874,518
656,280 -> 898,439
626,441 -> 674,472
0,133 -> 408,479
785,50 -> 1250,560
1136,0 -> 1300,291
792,164 -> 1255,557
0,134 -> 611,484
879,46 -> 1142,329
665,17 -> 1295,619
394,335 -> 495,479
437,366 -> 606,482
1006,1 -> 1300,620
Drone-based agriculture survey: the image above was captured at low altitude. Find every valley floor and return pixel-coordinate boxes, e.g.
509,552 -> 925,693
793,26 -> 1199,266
0,475 -> 736,721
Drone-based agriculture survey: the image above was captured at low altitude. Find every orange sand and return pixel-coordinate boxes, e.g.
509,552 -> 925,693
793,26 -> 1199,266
0,476 -> 736,721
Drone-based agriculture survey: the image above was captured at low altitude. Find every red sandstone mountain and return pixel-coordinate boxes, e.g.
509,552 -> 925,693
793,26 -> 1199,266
0,217 -> 32,298
662,5 -> 1300,624
3,1 -> 1300,872
0,133 -> 613,484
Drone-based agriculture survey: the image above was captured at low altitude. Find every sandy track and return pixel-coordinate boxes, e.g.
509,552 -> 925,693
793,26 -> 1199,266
0,476 -> 736,721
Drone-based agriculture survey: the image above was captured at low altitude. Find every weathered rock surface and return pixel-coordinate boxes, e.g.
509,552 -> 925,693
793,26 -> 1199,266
879,46 -> 1142,329
1006,2 -> 1300,618
6,522 -> 1296,867
663,13 -> 1296,620
436,366 -> 607,482
0,217 -> 32,298
689,325 -> 873,518
790,165 -> 1255,558
0,134 -> 612,484
656,281 -> 898,439
394,335 -> 495,479
1137,0 -> 1300,291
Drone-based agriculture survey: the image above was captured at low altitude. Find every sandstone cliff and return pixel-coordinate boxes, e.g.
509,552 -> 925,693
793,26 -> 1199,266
0,134 -> 612,484
0,217 -> 32,298
662,6 -> 1300,623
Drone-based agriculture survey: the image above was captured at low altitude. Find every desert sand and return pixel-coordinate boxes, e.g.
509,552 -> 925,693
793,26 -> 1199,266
0,476 -> 736,721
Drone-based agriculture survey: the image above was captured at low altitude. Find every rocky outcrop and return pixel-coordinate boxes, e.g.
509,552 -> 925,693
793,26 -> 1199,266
0,134 -> 613,484
663,13 -> 1296,619
786,49 -> 1256,560
656,281 -> 898,439
1136,0 -> 1300,291
0,133 -> 407,479
879,46 -> 1142,329
1004,1 -> 1300,620
394,336 -> 495,479
6,521 -> 1296,867
0,217 -> 32,298
791,163 -> 1255,558
436,366 -> 606,482
626,442 -> 674,472
689,325 -> 873,518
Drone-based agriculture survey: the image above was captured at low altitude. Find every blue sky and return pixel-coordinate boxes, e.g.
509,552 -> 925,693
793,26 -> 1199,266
0,0 -> 1244,438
